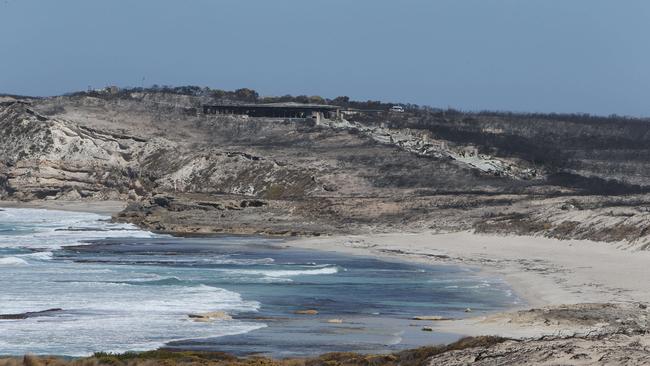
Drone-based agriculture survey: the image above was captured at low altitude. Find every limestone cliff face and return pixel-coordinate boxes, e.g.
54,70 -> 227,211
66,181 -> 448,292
0,101 -> 54,162
3,92 -> 650,244
143,149 -> 318,198
0,99 -> 318,201
0,100 -> 144,200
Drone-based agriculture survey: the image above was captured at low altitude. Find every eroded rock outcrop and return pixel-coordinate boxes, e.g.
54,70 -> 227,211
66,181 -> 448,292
3,93 -> 650,245
426,303 -> 650,365
0,101 -> 146,200
317,118 -> 541,180
0,100 -> 318,202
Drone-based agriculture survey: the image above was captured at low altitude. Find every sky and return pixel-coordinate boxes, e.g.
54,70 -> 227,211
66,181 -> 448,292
1,0 -> 649,116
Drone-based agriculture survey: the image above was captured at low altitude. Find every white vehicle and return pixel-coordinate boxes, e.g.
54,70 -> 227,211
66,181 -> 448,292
390,105 -> 405,113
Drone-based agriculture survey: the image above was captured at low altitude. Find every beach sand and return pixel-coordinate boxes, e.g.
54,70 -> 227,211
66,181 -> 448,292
3,199 -> 648,344
0,200 -> 126,215
286,231 -> 650,338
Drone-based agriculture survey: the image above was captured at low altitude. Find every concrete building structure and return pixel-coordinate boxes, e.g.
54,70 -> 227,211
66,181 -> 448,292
202,102 -> 341,121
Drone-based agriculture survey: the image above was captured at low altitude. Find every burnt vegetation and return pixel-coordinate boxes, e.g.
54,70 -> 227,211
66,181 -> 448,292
353,108 -> 650,195
63,85 -> 650,196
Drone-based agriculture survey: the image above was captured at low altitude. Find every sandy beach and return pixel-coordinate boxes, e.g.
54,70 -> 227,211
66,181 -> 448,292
0,200 -> 126,216
4,200 -> 649,340
4,5 -> 650,361
287,231 -> 650,338
7,200 -> 648,311
2,200 -> 650,363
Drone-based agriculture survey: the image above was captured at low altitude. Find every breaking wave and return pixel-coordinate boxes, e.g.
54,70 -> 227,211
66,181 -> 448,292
0,208 -> 158,250
220,265 -> 340,278
0,208 -> 264,356
0,256 -> 28,266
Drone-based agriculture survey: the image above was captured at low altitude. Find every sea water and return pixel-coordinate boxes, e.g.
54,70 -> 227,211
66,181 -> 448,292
0,207 -> 519,357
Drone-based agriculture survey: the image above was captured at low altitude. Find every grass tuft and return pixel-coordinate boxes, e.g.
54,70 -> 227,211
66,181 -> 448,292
0,336 -> 509,366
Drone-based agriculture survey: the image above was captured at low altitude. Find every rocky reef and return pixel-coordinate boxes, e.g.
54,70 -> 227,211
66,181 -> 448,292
2,303 -> 649,365
3,90 -> 650,364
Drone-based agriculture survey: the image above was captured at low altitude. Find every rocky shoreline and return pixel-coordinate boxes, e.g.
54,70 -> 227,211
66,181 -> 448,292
3,200 -> 650,364
2,308 -> 649,365
2,91 -> 650,364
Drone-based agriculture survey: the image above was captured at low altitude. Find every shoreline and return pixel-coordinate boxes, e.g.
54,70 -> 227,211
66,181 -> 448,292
287,231 -> 650,305
0,203 -> 486,358
0,200 -> 126,216
285,231 -> 650,338
5,199 -> 648,308
3,200 -> 650,348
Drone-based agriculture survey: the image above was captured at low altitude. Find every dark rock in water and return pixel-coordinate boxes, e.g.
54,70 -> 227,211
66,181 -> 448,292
0,308 -> 63,320
188,311 -> 232,322
55,227 -> 111,232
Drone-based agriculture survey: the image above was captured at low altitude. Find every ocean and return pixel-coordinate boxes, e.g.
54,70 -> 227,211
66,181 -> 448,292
0,207 -> 519,357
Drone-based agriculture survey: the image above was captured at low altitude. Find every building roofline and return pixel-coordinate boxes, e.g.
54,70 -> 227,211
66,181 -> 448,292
204,102 -> 340,110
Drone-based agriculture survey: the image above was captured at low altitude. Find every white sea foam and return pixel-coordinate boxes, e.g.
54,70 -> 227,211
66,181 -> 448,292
0,207 -> 264,356
386,331 -> 404,346
106,255 -> 276,266
463,283 -> 492,289
201,257 -> 275,265
220,265 -> 339,278
0,266 -> 264,356
18,251 -> 54,261
0,256 -> 28,266
0,207 -> 518,356
0,208 -> 158,250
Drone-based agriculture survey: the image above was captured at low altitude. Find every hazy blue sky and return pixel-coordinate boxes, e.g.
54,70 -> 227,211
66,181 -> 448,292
1,0 -> 649,116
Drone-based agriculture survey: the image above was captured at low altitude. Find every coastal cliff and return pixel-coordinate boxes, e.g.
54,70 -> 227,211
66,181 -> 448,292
2,88 -> 650,364
1,91 -> 650,246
